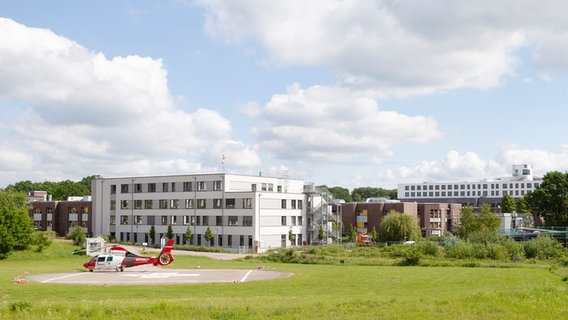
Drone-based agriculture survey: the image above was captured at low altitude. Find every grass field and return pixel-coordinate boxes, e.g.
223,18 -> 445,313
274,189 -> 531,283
1,241 -> 567,319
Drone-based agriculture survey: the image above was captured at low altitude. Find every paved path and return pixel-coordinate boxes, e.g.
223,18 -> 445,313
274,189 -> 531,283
26,265 -> 289,286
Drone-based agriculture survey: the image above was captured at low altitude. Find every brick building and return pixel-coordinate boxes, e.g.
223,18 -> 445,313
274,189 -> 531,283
28,198 -> 92,236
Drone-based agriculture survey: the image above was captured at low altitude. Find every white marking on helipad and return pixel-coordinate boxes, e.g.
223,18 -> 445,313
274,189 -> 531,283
121,272 -> 199,279
41,273 -> 84,283
240,270 -> 253,283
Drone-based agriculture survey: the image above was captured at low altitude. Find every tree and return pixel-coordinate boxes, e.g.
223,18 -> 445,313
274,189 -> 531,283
526,171 -> 568,226
371,226 -> 378,242
347,225 -> 357,242
167,224 -> 174,240
0,190 -> 34,258
34,231 -> 53,253
455,204 -> 501,240
326,186 -> 352,202
351,187 -> 397,202
378,211 -> 421,242
184,227 -> 193,245
149,225 -> 156,245
204,226 -> 214,246
501,194 -> 516,213
288,228 -> 295,246
67,226 -> 87,247
516,197 -> 530,213
318,225 -> 325,242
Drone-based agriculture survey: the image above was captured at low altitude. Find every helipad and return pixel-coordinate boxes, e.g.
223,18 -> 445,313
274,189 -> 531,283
26,267 -> 289,285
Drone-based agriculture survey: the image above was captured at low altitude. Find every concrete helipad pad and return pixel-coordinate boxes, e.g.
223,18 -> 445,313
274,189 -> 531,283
26,267 -> 289,286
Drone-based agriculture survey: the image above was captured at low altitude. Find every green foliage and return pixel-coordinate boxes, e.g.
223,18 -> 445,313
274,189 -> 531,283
326,186 -> 352,202
501,194 -> 516,213
288,227 -> 295,245
67,226 -> 86,247
204,226 -> 214,244
378,211 -> 421,242
456,205 -> 500,240
5,175 -> 99,201
184,227 -> 193,245
347,225 -> 357,242
371,226 -> 378,241
0,191 -> 34,259
149,225 -> 156,244
167,224 -> 174,240
526,171 -> 568,226
516,197 -> 530,213
523,235 -> 565,260
33,231 -> 54,253
351,187 -> 397,201
318,225 -> 324,241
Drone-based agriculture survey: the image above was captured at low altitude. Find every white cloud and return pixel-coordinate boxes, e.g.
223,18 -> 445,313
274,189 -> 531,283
250,83 -> 440,162
0,18 -> 258,185
198,0 -> 568,97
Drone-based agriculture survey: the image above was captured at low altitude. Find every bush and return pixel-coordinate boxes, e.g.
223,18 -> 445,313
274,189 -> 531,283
415,241 -> 439,257
523,236 -> 565,260
399,246 -> 421,266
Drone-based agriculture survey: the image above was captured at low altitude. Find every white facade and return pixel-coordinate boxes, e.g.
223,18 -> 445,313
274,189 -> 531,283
397,164 -> 542,205
91,173 -> 306,252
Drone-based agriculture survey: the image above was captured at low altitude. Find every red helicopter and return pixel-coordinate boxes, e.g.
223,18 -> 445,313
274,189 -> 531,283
83,240 -> 175,272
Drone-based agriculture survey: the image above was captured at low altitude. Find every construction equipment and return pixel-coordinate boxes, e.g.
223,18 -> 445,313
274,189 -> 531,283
356,232 -> 373,245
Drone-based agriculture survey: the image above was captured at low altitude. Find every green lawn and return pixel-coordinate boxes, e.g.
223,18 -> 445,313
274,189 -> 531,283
1,241 -> 567,319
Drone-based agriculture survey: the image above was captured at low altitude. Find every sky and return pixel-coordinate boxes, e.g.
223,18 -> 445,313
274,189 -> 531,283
1,0 -> 568,190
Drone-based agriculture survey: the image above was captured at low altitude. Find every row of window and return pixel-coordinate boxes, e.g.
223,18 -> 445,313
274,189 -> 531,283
404,189 -> 529,198
404,182 -> 539,191
112,198 -> 253,210
119,232 -> 252,248
113,215 -> 254,227
112,181 -> 222,194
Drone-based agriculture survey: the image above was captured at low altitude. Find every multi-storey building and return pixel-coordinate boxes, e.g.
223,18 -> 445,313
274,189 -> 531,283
28,197 -> 92,236
397,164 -> 541,207
339,200 -> 461,238
91,173 -> 308,252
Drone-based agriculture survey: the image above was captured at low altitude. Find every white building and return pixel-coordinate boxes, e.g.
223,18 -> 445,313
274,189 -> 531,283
397,164 -> 542,207
91,173 -> 307,252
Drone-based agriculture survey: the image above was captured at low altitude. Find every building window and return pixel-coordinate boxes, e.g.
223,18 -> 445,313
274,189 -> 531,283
298,216 -> 303,226
197,181 -> 206,191
291,216 -> 297,225
251,184 -> 257,191
213,199 -> 222,209
147,183 -> 156,192
281,216 -> 286,226
121,200 -> 129,209
170,199 -> 179,209
120,216 -> 129,225
261,183 -> 267,191
183,215 -> 190,225
281,199 -> 287,209
243,216 -> 252,226
203,216 -> 209,226
185,199 -> 194,209
183,181 -> 192,192
110,200 -> 116,210
159,200 -> 167,209
171,216 -> 177,225
268,184 -> 274,191
121,184 -> 129,193
298,200 -> 303,209
110,216 -> 116,225
147,216 -> 155,225
196,216 -> 201,226
228,235 -> 232,247
243,198 -> 252,209
291,200 -> 297,209
226,198 -> 235,209
216,216 -> 223,226
197,199 -> 206,209
145,200 -> 153,209
161,216 -> 167,225
134,183 -> 142,193
134,200 -> 142,209
162,183 -> 168,192
228,216 -> 238,226
213,180 -> 223,191
277,185 -> 282,192
110,185 -> 116,194
171,182 -> 176,192
134,216 -> 142,225
281,235 -> 286,247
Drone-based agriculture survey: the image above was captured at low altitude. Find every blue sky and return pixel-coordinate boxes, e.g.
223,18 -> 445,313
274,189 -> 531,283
1,0 -> 568,189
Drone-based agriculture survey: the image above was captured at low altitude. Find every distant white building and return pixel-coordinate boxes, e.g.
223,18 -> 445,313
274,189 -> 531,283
91,173 -> 309,252
397,164 -> 542,207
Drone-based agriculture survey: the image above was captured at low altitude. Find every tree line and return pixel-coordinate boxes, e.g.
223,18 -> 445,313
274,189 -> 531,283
3,175 -> 99,201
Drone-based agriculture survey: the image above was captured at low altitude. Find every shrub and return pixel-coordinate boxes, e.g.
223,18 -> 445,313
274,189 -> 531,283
415,241 -> 439,257
523,236 -> 565,260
